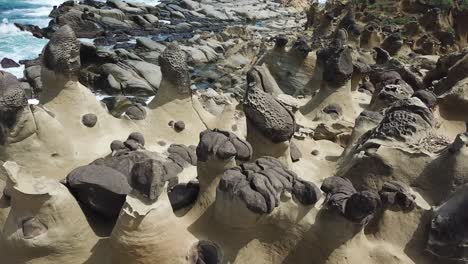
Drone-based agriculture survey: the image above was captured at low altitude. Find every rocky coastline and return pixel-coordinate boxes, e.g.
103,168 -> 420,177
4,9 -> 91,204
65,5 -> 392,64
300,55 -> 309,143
0,0 -> 468,263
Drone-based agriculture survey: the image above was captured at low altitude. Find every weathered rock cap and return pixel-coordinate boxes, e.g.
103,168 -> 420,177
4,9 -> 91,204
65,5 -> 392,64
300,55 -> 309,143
158,43 -> 190,92
365,97 -> 433,143
274,34 -> 288,49
64,164 -> 132,219
244,72 -> 296,143
196,129 -> 252,162
317,42 -> 353,86
42,25 -> 81,77
321,176 -> 380,225
218,157 -> 321,214
0,71 -> 27,115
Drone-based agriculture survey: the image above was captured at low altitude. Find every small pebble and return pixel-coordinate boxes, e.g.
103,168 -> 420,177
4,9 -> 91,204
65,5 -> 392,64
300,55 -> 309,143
174,121 -> 185,132
82,113 -> 97,127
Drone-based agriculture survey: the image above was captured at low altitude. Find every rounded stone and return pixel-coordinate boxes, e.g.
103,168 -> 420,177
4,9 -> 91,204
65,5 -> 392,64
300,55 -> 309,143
174,121 -> 185,132
82,113 -> 98,127
110,140 -> 126,152
128,132 -> 145,146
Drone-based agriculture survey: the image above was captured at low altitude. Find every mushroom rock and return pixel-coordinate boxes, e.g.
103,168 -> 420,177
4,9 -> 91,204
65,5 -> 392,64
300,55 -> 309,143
368,70 -> 414,111
146,43 -> 207,145
305,2 -> 319,30
360,21 -> 382,50
216,156 -> 321,227
109,190 -> 198,264
0,71 -> 77,179
419,8 -> 445,32
1,161 -> 99,263
193,129 -> 252,214
351,60 -> 371,91
337,8 -> 360,45
300,36 -> 356,123
314,10 -> 334,38
0,71 -> 29,145
39,25 -> 138,163
381,33 -> 404,56
243,70 -> 296,166
41,25 -> 81,80
261,36 -> 316,96
372,56 -> 425,93
247,64 -> 283,96
374,47 -> 391,65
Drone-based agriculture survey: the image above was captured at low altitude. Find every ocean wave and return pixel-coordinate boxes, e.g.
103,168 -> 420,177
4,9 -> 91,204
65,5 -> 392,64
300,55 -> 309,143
3,6 -> 52,18
0,18 -> 23,35
23,0 -> 67,7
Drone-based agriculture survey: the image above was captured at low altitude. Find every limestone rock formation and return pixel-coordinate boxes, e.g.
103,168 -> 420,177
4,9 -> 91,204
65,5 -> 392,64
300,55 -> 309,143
2,0 -> 468,263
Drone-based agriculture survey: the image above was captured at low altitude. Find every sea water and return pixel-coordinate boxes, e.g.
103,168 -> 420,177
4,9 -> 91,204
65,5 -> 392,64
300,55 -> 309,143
0,0 -> 160,78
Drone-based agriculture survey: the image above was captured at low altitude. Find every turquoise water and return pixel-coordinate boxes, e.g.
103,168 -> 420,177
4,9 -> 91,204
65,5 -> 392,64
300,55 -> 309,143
0,0 -> 160,78
0,0 -> 62,77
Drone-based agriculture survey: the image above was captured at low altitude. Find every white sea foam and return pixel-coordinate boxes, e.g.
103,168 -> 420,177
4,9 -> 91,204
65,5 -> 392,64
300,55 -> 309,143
24,0 -> 67,7
0,18 -> 22,34
0,0 -> 162,78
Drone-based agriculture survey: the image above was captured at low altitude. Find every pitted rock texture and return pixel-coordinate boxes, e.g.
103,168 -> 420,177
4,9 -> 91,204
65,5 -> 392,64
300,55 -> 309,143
218,157 -> 321,214
365,98 -> 433,143
196,129 -> 252,162
42,25 -> 81,76
372,82 -> 414,109
321,176 -> 381,225
0,71 -> 28,115
379,181 -> 416,210
316,44 -> 353,86
64,164 -> 132,219
158,43 -> 190,92
0,71 -> 28,145
244,74 -> 296,143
